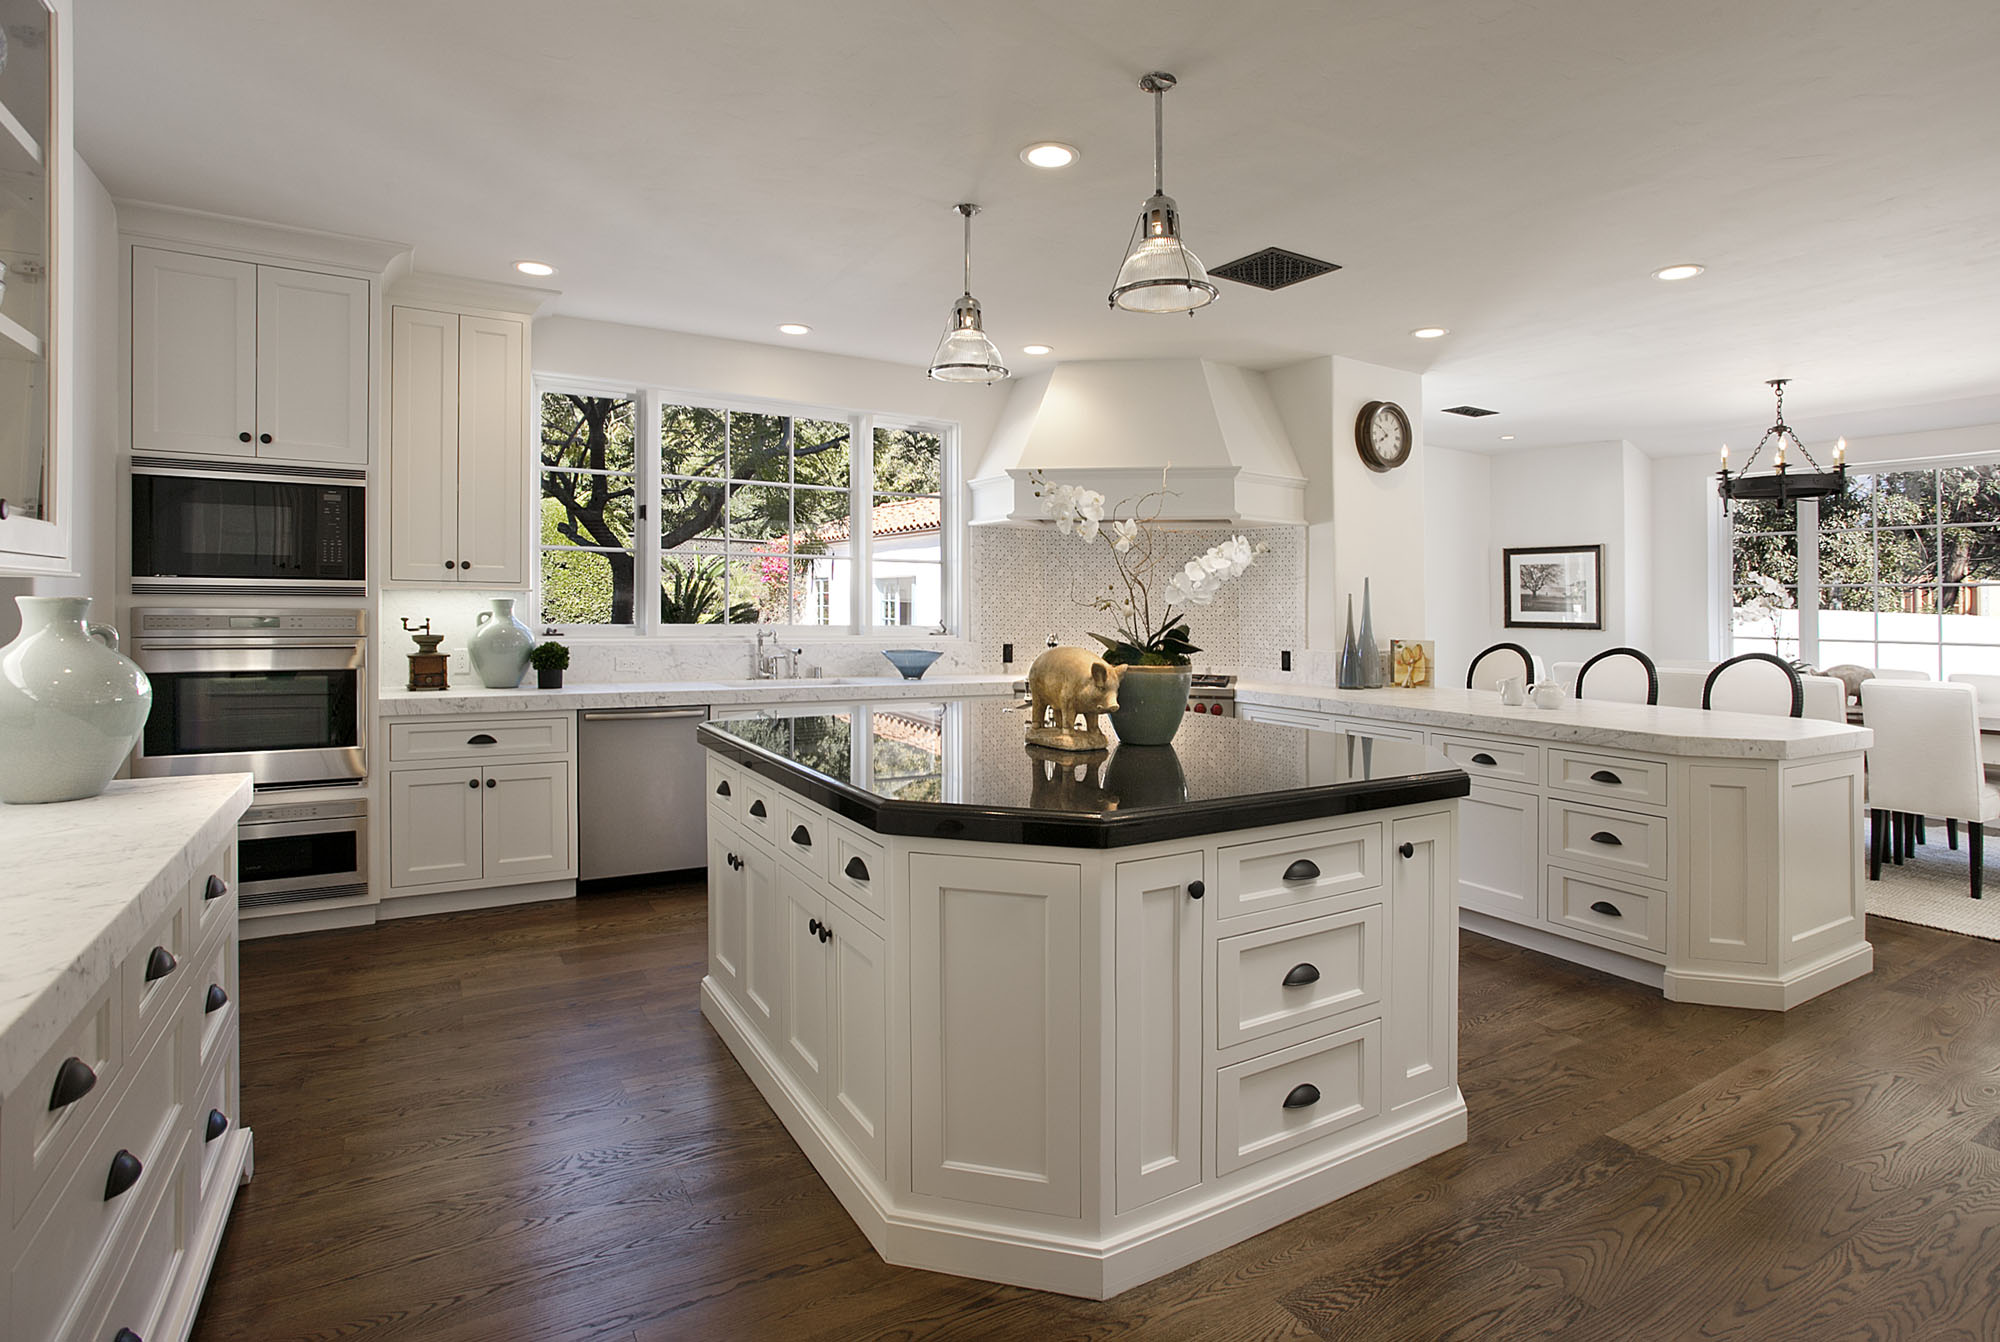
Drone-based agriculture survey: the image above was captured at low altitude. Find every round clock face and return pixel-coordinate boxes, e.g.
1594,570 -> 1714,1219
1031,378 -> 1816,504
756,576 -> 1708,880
1356,400 -> 1414,473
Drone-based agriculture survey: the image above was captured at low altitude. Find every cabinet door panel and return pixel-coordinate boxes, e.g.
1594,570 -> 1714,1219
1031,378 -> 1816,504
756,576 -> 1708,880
482,762 -> 572,883
1113,851 -> 1203,1213
131,248 -> 257,458
707,826 -> 746,998
389,767 -> 484,888
777,867 -> 827,1093
738,845 -> 786,1050
1458,784 -> 1540,924
1386,811 -> 1455,1110
388,306 -> 458,582
910,854 -> 1082,1217
256,265 -> 369,464
456,315 -> 526,585
824,902 -> 888,1179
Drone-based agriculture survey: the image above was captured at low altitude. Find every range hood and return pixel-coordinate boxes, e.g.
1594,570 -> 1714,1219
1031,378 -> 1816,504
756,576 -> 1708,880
967,359 -> 1306,525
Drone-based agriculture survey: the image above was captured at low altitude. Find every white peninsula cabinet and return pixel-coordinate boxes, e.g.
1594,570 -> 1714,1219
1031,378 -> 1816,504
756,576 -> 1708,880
1241,685 -> 1873,1010
699,702 -> 1469,1299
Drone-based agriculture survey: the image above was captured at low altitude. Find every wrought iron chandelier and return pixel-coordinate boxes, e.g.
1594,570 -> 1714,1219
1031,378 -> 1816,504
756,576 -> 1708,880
1107,72 -> 1218,314
1717,378 -> 1846,513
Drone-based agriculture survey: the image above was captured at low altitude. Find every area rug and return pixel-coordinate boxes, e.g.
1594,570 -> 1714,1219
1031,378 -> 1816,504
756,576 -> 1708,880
1867,826 -> 2000,942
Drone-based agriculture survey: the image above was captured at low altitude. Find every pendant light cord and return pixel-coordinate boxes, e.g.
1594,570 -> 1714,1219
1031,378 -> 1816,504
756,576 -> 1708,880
961,205 -> 974,297
1153,84 -> 1165,195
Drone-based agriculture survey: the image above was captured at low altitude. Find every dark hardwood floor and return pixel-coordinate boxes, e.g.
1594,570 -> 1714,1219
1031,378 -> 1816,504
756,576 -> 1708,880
191,886 -> 2000,1342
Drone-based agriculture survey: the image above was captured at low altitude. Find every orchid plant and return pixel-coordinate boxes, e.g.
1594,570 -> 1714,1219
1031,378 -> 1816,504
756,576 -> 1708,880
1035,468 -> 1267,667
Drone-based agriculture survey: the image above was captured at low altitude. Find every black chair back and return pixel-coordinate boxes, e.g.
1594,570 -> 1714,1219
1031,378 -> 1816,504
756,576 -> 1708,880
1575,647 -> 1660,705
1702,652 -> 1804,717
1466,642 -> 1537,691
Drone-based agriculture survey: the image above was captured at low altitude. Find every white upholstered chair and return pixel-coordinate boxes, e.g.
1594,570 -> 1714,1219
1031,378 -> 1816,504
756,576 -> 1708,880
1947,674 -> 2000,773
1467,642 -> 1538,692
1702,653 -> 1804,718
1860,680 -> 1997,896
1573,647 -> 1658,704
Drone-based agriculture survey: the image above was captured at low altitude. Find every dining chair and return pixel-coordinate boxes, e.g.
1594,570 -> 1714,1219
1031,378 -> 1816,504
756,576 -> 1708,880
1860,680 -> 1996,896
1573,647 -> 1658,704
1466,642 -> 1537,692
1871,668 -> 1933,680
1702,653 -> 1804,717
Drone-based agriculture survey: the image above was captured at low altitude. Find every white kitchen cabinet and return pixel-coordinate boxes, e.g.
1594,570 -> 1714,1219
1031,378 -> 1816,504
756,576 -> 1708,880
1385,810 -> 1455,1110
131,247 -> 368,464
1456,783 -> 1541,925
387,766 -> 487,888
822,899 -> 888,1178
388,304 -> 527,585
707,824 -> 748,1001
385,716 -> 574,896
736,839 -> 783,1053
1112,850 -> 1203,1213
777,865 -> 829,1092
483,762 -> 573,884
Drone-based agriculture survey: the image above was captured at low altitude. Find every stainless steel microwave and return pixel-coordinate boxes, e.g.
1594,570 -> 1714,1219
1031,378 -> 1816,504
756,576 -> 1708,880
131,456 -> 366,597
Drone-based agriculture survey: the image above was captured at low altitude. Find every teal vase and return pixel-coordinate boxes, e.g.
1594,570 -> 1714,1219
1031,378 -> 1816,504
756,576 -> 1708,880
470,598 -> 533,689
1107,665 -> 1194,746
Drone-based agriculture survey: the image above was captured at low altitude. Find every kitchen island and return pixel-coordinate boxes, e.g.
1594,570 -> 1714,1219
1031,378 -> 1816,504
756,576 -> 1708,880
697,699 -> 1470,1298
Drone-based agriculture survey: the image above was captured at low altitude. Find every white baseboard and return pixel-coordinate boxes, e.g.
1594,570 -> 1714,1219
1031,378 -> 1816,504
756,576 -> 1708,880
376,879 -> 575,920
1461,909 -> 1667,988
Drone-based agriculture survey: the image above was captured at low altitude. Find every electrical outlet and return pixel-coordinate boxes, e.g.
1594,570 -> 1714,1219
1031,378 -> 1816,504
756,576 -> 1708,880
449,650 -> 469,675
614,655 -> 641,674
1281,650 -> 1292,672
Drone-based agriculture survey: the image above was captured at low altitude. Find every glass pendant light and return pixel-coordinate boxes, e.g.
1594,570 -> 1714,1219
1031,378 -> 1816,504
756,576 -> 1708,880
1109,72 -> 1218,314
928,203 -> 1009,384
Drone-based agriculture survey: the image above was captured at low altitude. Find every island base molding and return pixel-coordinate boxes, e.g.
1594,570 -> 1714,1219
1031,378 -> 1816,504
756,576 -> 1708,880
702,979 -> 1466,1299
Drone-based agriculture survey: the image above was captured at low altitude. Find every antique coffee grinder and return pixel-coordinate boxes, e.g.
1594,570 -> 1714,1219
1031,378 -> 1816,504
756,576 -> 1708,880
401,618 -> 449,692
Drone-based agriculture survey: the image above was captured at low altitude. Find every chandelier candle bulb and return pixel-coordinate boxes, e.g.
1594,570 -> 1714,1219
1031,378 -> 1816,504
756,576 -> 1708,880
1835,437 -> 1846,465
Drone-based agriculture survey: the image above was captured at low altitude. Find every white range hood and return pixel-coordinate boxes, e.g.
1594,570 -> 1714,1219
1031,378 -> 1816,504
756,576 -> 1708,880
967,359 -> 1306,526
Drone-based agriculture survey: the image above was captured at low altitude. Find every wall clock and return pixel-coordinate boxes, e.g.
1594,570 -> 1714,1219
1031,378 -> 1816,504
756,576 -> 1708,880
1355,400 -> 1414,473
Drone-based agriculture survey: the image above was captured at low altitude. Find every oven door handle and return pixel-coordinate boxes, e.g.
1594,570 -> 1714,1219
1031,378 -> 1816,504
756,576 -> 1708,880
131,645 -> 366,674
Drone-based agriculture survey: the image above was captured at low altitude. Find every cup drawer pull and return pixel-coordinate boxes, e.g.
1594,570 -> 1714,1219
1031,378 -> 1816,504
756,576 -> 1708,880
791,825 -> 812,848
1282,962 -> 1321,988
844,855 -> 870,882
1471,752 -> 1498,766
715,780 -> 731,797
1589,831 -> 1623,847
467,733 -> 498,746
206,984 -> 229,1014
1283,859 -> 1320,882
1283,1083 -> 1321,1109
1590,769 -> 1624,785
49,1056 -> 97,1110
748,800 -> 767,818
1588,900 -> 1623,918
204,874 -> 229,901
144,946 -> 178,982
207,1108 -> 231,1143
104,1149 -> 143,1201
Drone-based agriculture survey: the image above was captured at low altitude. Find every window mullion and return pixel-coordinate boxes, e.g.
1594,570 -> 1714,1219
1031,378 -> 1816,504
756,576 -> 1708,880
636,388 -> 661,637
1797,498 -> 1820,666
853,413 -> 874,633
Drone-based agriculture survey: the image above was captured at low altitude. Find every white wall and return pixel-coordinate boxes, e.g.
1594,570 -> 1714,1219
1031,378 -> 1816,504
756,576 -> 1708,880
1649,453 -> 1723,662
1423,446 -> 1492,686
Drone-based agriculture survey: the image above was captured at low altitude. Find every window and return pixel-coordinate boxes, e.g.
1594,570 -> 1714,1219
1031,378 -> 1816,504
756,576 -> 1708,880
1730,462 -> 2000,675
537,387 -> 953,635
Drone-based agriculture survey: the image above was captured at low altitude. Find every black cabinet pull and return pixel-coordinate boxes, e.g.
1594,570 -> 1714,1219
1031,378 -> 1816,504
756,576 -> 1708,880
1283,1083 -> 1321,1109
259,433 -> 273,444
115,1330 -> 143,1342
1282,963 -> 1321,988
844,855 -> 870,882
49,1056 -> 97,1110
467,778 -> 479,789
749,800 -> 767,818
716,780 -> 731,797
144,946 -> 177,982
1399,841 -> 1416,859
1589,831 -> 1624,847
468,733 -> 498,746
1590,769 -> 1624,785
204,873 -> 229,901
206,984 -> 229,1014
791,825 -> 812,847
819,923 -> 832,944
104,1149 -> 143,1201
1187,878 -> 1205,900
1588,900 -> 1623,918
808,918 -> 823,938
1471,752 -> 1497,766
485,777 -> 497,788
238,431 -> 252,443
206,1109 -> 230,1143
1283,859 -> 1320,883
461,559 -> 471,570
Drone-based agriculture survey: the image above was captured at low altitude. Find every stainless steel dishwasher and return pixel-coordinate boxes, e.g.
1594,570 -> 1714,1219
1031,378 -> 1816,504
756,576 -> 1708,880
576,705 -> 711,881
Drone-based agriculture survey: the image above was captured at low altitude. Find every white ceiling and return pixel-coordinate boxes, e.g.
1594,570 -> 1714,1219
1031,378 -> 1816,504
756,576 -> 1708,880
77,0 -> 2000,456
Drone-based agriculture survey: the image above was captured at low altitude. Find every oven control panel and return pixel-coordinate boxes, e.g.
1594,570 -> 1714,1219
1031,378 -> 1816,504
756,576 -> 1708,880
134,608 -> 367,637
245,797 -> 368,825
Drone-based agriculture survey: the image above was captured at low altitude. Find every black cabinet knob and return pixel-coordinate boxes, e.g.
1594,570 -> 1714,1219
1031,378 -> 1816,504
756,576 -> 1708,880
1589,900 -> 1623,918
206,1109 -> 230,1142
460,559 -> 471,570
1471,753 -> 1497,766
748,799 -> 767,818
716,780 -> 731,797
206,983 -> 229,1014
486,777 -> 497,788
1282,1083 -> 1321,1110
844,855 -> 869,882
1399,841 -> 1416,859
144,946 -> 177,982
1187,879 -> 1205,900
104,1149 -> 144,1200
1283,859 -> 1320,883
445,560 -> 457,569
238,431 -> 253,443
808,918 -> 822,938
1282,962 -> 1321,987
819,924 -> 832,944
1589,831 -> 1623,847
204,873 -> 229,902
791,825 -> 812,847
468,733 -> 498,746
49,1056 -> 97,1110
1590,769 -> 1624,785
259,433 -> 273,444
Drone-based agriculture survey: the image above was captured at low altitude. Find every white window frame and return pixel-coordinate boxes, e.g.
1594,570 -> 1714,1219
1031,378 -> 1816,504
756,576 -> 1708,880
532,378 -> 960,640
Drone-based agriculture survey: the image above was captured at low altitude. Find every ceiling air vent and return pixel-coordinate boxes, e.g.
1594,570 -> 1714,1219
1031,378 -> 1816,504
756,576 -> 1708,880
1209,247 -> 1341,291
1442,405 -> 1499,418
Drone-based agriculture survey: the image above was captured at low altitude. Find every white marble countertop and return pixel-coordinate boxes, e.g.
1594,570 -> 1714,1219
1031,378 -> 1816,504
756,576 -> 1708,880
1234,681 -> 1872,761
0,774 -> 253,1098
378,673 -> 1018,717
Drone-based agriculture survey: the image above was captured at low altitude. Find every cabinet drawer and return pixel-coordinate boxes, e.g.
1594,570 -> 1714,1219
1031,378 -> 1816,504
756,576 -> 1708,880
9,1015 -> 187,1342
737,772 -> 780,844
779,797 -> 827,880
1216,823 -> 1382,919
1215,1019 -> 1381,1177
3,976 -> 122,1229
1547,747 -> 1669,811
193,1043 -> 241,1206
387,714 -> 571,762
1238,702 -> 1334,729
191,841 -> 237,953
73,1130 -> 193,1342
191,932 -> 239,1075
123,895 -> 193,1052
827,821 -> 888,922
1434,733 -> 1539,786
706,756 -> 742,824
1547,799 -> 1670,883
1216,904 -> 1383,1051
1547,864 -> 1668,957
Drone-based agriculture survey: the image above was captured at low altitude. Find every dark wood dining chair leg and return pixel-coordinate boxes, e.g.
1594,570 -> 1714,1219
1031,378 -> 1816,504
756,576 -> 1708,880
1893,812 -> 1907,865
1973,823 -> 1985,900
1917,815 -> 1927,846
1870,809 -> 1885,881
1948,818 -> 1959,850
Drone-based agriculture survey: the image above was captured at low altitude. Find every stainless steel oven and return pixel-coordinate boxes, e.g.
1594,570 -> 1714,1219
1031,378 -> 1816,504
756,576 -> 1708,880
131,457 -> 366,597
237,795 -> 369,912
130,608 -> 367,787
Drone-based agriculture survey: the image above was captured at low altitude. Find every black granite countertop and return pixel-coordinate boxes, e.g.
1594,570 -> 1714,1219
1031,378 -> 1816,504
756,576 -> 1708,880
698,699 -> 1470,849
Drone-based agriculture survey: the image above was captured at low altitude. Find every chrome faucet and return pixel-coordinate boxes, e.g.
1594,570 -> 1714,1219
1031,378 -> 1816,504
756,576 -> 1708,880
753,628 -> 777,679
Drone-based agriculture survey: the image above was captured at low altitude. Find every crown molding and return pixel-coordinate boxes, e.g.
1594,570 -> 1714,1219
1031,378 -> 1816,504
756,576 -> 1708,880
115,199 -> 409,276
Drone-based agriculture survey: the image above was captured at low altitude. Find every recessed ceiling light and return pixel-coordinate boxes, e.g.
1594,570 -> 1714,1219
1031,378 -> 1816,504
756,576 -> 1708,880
777,323 -> 812,336
1653,263 -> 1705,281
1020,142 -> 1079,169
1022,344 -> 1054,356
1411,327 -> 1449,339
515,260 -> 555,277
1499,434 -> 1515,441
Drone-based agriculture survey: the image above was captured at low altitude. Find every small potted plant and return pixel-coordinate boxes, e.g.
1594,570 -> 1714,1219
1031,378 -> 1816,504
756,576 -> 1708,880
528,640 -> 571,690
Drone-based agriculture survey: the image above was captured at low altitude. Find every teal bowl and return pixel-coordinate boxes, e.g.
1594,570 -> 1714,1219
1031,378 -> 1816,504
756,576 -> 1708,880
883,649 -> 943,680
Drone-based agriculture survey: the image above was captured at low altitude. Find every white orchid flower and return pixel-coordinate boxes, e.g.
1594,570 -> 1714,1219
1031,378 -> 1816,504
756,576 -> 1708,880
1077,515 -> 1101,543
1111,518 -> 1139,553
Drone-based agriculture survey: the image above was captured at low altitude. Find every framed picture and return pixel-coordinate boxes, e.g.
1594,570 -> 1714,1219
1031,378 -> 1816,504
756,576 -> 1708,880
1503,545 -> 1603,630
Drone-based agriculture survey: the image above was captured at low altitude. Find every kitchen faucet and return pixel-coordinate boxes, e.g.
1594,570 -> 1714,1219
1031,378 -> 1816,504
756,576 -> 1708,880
753,629 -> 803,678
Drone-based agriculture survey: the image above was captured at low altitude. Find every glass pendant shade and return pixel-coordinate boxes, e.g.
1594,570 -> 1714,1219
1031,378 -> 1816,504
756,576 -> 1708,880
1111,193 -> 1217,313
927,204 -> 1008,384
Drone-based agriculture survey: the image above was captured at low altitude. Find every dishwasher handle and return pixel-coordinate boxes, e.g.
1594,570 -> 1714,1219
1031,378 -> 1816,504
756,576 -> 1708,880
580,708 -> 709,721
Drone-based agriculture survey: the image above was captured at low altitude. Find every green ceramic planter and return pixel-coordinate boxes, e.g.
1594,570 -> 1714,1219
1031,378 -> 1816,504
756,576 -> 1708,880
1107,664 -> 1194,746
